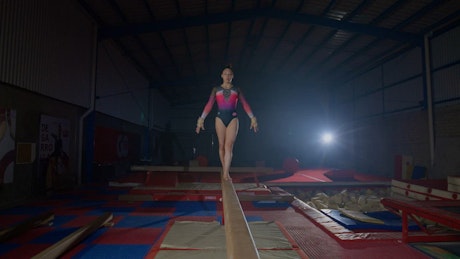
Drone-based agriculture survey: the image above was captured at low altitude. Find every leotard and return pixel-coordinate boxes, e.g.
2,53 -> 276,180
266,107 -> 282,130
199,86 -> 254,126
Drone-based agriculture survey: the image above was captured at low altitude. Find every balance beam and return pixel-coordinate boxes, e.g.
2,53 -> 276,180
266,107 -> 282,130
0,211 -> 54,243
221,177 -> 260,259
32,212 -> 113,259
131,165 -> 273,173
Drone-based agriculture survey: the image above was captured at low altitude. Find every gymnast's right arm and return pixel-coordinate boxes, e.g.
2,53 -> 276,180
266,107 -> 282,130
196,87 -> 217,134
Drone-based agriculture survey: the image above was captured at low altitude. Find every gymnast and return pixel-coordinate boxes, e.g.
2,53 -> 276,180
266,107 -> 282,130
195,65 -> 258,181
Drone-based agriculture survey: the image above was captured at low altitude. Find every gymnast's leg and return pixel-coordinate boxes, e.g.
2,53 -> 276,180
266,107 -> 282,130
215,117 -> 239,181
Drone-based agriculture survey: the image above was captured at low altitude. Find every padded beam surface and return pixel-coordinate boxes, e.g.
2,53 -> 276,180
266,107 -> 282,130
131,165 -> 273,173
221,178 -> 260,258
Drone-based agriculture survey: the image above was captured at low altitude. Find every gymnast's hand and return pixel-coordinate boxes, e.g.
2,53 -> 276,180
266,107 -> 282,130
196,117 -> 205,134
250,117 -> 258,133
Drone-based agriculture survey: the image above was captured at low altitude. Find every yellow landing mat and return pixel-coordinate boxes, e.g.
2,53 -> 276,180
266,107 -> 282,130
155,221 -> 301,259
338,208 -> 385,224
160,221 -> 225,249
154,250 -> 302,259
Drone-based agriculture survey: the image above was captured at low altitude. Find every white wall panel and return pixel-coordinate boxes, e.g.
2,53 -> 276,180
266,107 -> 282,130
430,25 -> 460,104
383,47 -> 422,86
351,67 -> 382,96
354,92 -> 382,118
334,101 -> 354,124
95,40 -> 171,128
95,41 -> 152,126
432,63 -> 460,103
384,77 -> 424,112
335,83 -> 353,102
333,84 -> 354,123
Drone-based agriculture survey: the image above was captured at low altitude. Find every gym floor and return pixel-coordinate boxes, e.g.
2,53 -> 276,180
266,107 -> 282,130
1,169 -> 455,258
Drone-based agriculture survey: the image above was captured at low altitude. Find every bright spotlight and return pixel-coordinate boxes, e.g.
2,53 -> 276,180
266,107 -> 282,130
321,132 -> 334,144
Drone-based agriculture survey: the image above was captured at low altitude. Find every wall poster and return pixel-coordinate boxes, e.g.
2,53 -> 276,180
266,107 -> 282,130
0,108 -> 16,184
39,114 -> 70,190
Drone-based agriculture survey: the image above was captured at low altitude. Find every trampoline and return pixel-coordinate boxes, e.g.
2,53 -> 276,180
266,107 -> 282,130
320,209 -> 419,231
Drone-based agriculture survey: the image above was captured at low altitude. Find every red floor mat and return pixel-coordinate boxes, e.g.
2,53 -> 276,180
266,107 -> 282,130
268,169 -> 333,183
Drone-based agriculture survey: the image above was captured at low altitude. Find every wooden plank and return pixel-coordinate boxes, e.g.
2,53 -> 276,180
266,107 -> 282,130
221,177 -> 260,259
32,212 -> 113,259
448,176 -> 460,185
0,211 -> 54,242
391,179 -> 458,200
130,165 -> 273,173
448,183 -> 460,193
430,188 -> 459,200
391,185 -> 439,201
391,179 -> 411,189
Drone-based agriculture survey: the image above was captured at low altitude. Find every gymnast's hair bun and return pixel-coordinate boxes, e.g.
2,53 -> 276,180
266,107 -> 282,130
223,64 -> 233,71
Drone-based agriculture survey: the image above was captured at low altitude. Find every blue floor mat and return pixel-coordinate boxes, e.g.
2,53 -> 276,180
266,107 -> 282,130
73,244 -> 151,259
321,209 -> 420,231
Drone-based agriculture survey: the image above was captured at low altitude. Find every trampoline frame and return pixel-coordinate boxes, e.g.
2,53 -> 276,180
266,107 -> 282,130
381,198 -> 460,243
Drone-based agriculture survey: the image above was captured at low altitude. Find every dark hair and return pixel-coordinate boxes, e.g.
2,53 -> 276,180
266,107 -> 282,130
222,64 -> 233,72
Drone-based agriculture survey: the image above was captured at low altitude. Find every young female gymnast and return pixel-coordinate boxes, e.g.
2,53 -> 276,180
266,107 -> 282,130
195,65 -> 258,181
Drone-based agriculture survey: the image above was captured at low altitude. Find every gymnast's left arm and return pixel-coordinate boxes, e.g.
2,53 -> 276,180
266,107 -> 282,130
239,88 -> 258,133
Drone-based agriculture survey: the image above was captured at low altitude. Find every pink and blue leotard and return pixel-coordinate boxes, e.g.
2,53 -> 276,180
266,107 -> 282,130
200,86 -> 254,126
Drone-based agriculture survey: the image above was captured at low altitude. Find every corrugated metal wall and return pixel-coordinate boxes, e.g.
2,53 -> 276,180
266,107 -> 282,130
431,26 -> 460,69
431,26 -> 460,103
339,26 -> 460,120
431,27 -> 460,103
1,0 -> 45,90
353,67 -> 382,96
382,48 -> 422,86
0,0 -> 93,107
335,47 -> 425,122
0,0 -> 168,127
334,84 -> 354,124
331,24 -> 460,177
359,48 -> 424,119
95,41 -> 153,127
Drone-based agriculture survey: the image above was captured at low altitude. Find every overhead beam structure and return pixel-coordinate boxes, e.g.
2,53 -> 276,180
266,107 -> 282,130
99,8 -> 422,45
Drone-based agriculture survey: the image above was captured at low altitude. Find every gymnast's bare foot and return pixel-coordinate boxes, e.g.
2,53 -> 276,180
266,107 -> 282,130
223,174 -> 232,181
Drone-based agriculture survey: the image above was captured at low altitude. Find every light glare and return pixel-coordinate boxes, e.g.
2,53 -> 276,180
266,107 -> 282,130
321,133 -> 334,144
